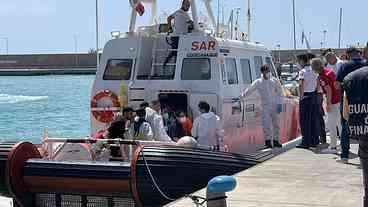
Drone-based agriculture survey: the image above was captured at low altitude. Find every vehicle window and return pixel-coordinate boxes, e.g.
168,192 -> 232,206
103,59 -> 132,80
254,56 -> 263,79
225,58 -> 238,85
240,59 -> 252,84
266,57 -> 277,77
181,58 -> 211,80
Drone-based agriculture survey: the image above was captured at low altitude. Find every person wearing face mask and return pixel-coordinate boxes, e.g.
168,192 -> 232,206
241,64 -> 283,148
192,101 -> 225,150
167,111 -> 186,141
177,111 -> 193,136
140,101 -> 172,142
127,108 -> 154,141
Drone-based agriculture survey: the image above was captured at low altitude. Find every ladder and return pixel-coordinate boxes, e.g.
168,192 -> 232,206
150,36 -> 178,78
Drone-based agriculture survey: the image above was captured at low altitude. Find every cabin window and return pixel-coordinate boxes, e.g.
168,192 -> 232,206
181,58 -> 211,80
240,59 -> 252,84
225,58 -> 238,85
103,59 -> 132,80
265,57 -> 277,77
254,56 -> 263,79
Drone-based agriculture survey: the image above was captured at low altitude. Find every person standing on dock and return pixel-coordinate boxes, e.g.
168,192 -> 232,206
241,65 -> 283,148
336,47 -> 366,163
296,54 -> 321,149
311,58 -> 341,153
342,66 -> 368,206
325,52 -> 344,74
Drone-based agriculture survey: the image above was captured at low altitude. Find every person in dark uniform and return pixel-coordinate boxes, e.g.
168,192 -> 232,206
336,47 -> 366,163
342,66 -> 368,206
296,53 -> 321,149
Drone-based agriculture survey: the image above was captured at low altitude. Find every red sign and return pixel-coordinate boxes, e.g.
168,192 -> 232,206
191,41 -> 216,51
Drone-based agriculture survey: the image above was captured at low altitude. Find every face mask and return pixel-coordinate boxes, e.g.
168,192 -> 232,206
163,113 -> 169,120
263,72 -> 270,79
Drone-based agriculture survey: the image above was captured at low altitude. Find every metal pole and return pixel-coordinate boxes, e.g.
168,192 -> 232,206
323,30 -> 327,49
216,0 -> 220,37
247,0 -> 251,41
95,0 -> 99,67
292,0 -> 296,51
74,34 -> 78,66
338,8 -> 343,49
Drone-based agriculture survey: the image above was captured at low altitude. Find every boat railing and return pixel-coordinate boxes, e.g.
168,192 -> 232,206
41,138 -> 215,163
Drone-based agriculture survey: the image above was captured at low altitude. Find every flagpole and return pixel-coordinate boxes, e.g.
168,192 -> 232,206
95,0 -> 99,67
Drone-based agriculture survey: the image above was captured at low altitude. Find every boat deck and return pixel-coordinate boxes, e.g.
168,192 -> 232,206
167,140 -> 363,207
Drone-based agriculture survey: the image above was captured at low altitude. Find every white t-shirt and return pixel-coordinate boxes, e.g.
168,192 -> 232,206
171,9 -> 191,35
327,58 -> 344,74
299,66 -> 318,93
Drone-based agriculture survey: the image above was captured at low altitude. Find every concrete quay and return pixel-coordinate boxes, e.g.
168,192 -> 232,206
167,142 -> 363,207
0,67 -> 96,76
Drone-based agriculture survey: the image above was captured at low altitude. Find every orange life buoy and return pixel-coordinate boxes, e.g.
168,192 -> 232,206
91,90 -> 121,123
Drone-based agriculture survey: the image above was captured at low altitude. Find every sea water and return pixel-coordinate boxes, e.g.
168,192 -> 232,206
0,75 -> 94,143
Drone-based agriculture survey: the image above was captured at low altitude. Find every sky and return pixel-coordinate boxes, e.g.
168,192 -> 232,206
0,0 -> 367,54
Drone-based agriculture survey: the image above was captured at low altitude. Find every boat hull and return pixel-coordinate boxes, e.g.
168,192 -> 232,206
131,146 -> 272,206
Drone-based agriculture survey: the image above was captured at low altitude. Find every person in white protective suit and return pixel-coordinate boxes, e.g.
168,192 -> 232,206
140,101 -> 173,142
191,101 -> 225,150
241,64 -> 283,148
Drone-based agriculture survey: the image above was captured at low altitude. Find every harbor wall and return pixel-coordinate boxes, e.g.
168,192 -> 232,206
0,48 -> 349,75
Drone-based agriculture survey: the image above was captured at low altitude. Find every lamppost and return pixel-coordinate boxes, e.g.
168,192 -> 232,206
276,44 -> 281,63
323,30 -> 327,48
0,37 -> 8,55
74,34 -> 79,67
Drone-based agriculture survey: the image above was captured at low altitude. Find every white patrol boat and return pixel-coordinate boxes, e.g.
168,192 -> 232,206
91,0 -> 300,154
0,1 -> 301,207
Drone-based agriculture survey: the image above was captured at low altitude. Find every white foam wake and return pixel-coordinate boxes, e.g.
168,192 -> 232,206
0,94 -> 48,104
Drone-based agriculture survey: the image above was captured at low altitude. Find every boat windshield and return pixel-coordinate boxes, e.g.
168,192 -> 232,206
103,59 -> 133,80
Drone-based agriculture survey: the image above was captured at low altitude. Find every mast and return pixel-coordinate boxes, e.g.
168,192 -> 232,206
191,0 -> 200,31
246,0 -> 251,41
338,8 -> 343,49
95,0 -> 99,67
216,0 -> 220,37
292,0 -> 296,51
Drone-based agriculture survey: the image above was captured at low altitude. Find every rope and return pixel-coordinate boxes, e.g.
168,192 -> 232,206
140,147 -> 176,201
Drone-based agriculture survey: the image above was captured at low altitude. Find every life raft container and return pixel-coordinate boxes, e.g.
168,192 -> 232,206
91,90 -> 121,123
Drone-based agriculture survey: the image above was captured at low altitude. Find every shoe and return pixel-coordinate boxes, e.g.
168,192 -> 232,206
321,147 -> 337,154
296,145 -> 309,149
265,140 -> 272,148
336,158 -> 348,164
273,140 -> 282,148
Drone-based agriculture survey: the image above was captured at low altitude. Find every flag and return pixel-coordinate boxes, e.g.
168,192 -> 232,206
135,2 -> 145,16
